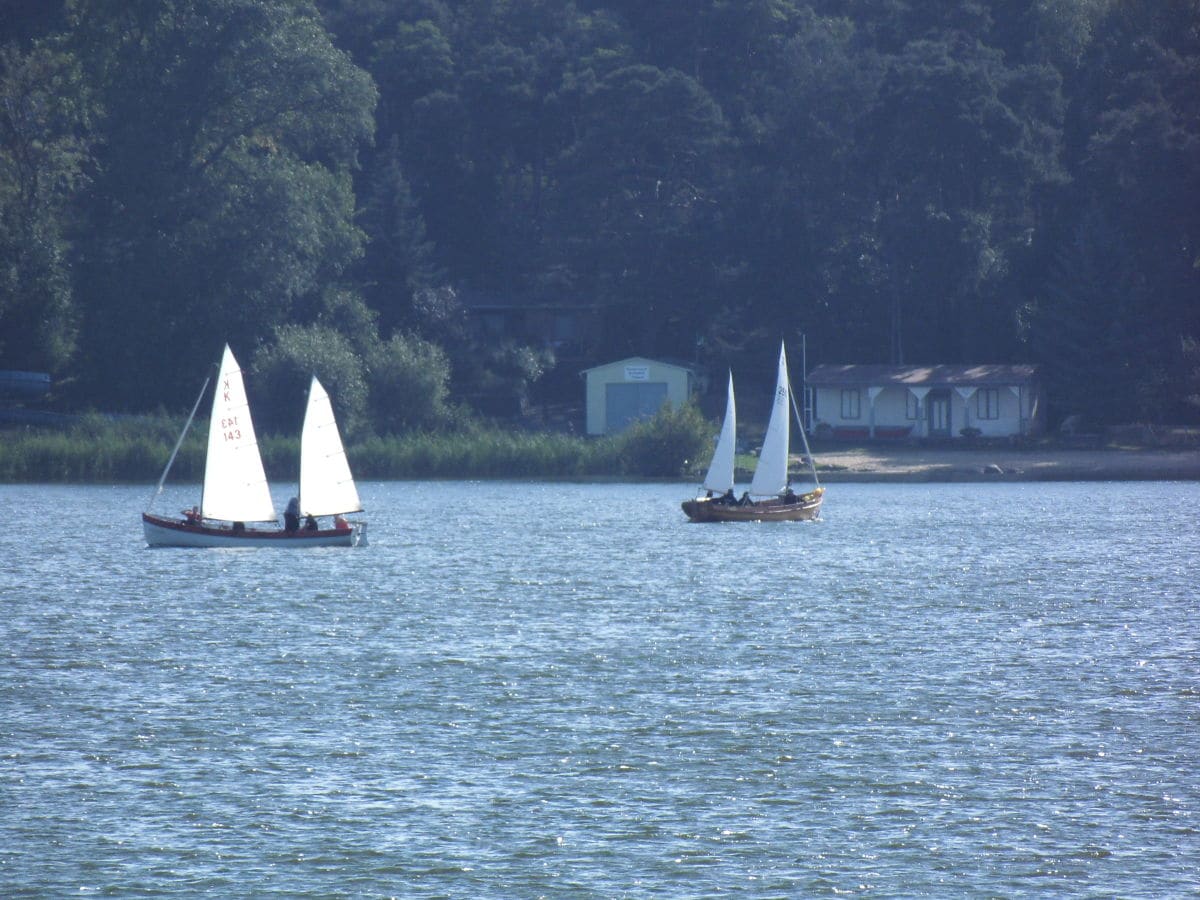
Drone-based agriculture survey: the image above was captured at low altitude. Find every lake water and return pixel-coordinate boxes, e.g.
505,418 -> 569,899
2,480 -> 1198,897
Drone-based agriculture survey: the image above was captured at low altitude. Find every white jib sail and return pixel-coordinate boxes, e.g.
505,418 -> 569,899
299,376 -> 362,516
201,345 -> 277,522
749,342 -> 791,497
703,371 -> 736,494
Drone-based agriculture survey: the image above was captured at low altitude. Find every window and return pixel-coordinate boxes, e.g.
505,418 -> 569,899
977,388 -> 1000,420
906,393 -> 920,420
840,389 -> 861,420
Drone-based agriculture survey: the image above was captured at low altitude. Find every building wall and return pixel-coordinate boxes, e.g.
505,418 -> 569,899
872,388 -> 914,433
812,383 -> 1038,438
584,357 -> 693,435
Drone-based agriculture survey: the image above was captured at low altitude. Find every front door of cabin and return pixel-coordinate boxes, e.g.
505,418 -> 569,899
927,390 -> 951,437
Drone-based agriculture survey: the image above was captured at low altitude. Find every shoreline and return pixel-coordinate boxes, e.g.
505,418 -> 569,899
796,445 -> 1200,483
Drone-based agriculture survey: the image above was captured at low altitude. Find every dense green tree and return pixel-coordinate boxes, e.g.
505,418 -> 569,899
617,399 -> 711,477
0,0 -> 69,46
863,33 -> 1065,363
252,323 -> 370,436
718,10 -> 879,363
356,135 -> 438,333
1030,206 -> 1144,424
0,42 -> 92,372
367,331 -> 452,431
68,0 -> 376,409
1041,0 -> 1200,422
250,284 -> 453,435
553,64 -> 729,356
0,0 -> 1196,426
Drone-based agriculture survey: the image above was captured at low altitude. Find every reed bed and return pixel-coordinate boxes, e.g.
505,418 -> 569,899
0,404 -> 711,483
0,415 -> 205,483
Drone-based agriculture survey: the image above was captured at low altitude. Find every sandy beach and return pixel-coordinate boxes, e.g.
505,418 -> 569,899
797,444 -> 1200,482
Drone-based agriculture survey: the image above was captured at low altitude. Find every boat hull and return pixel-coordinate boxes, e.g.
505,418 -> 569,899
682,487 -> 824,523
142,513 -> 365,548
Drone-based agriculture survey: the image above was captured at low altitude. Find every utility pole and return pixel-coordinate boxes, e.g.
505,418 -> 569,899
800,332 -> 811,432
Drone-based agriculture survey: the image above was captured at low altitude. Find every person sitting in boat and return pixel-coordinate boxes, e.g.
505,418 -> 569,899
783,486 -> 797,504
717,488 -> 736,505
738,491 -> 752,506
184,506 -> 201,524
284,496 -> 301,533
304,514 -> 318,531
333,514 -> 349,531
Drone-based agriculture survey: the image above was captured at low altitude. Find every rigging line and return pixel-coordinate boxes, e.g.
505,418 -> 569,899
145,371 -> 212,513
787,376 -> 821,488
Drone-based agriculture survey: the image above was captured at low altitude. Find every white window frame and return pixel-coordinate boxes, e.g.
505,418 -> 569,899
840,389 -> 861,420
977,388 -> 1000,420
905,393 -> 920,420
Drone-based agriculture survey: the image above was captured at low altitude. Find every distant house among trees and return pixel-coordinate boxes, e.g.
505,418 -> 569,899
460,289 -> 603,362
806,365 -> 1042,440
582,357 -> 695,435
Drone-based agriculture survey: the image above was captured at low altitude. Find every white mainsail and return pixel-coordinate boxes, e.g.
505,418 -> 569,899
201,345 -> 277,522
749,342 -> 790,497
299,376 -> 362,517
703,371 -> 736,494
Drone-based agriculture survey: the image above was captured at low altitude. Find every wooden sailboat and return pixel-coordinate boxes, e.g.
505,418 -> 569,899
142,344 -> 366,547
682,342 -> 824,522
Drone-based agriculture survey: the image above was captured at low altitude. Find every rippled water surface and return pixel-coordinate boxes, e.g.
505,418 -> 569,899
2,480 -> 1198,897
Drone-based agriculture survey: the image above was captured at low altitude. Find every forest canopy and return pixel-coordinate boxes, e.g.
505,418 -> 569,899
1,0 -> 1197,429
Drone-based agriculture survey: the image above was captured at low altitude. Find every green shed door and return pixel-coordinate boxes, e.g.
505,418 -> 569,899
605,382 -> 668,432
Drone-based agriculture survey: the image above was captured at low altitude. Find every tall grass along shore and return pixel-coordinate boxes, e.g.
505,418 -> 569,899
4,410 -> 1195,484
0,405 -> 712,484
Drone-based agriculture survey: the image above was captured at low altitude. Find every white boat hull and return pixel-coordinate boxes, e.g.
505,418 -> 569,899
143,513 -> 365,548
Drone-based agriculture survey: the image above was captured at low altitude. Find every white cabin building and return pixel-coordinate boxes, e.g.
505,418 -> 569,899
806,364 -> 1042,440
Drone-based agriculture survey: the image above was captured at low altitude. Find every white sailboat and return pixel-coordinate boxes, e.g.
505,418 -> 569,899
142,344 -> 366,547
682,342 -> 824,522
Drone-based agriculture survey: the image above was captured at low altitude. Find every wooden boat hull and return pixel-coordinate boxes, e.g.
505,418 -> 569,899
142,513 -> 366,548
682,487 -> 824,523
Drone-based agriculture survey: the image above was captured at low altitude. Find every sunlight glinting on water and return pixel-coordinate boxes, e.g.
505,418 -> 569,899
2,480 -> 1198,896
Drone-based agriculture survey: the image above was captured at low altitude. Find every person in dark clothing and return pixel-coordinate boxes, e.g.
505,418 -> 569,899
304,514 -> 318,531
284,496 -> 301,533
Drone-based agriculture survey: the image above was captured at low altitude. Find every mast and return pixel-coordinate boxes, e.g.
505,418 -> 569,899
788,372 -> 821,489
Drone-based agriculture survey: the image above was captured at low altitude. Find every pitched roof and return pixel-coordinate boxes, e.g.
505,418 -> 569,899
806,364 -> 1038,387
580,356 -> 695,375
457,287 -> 604,311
